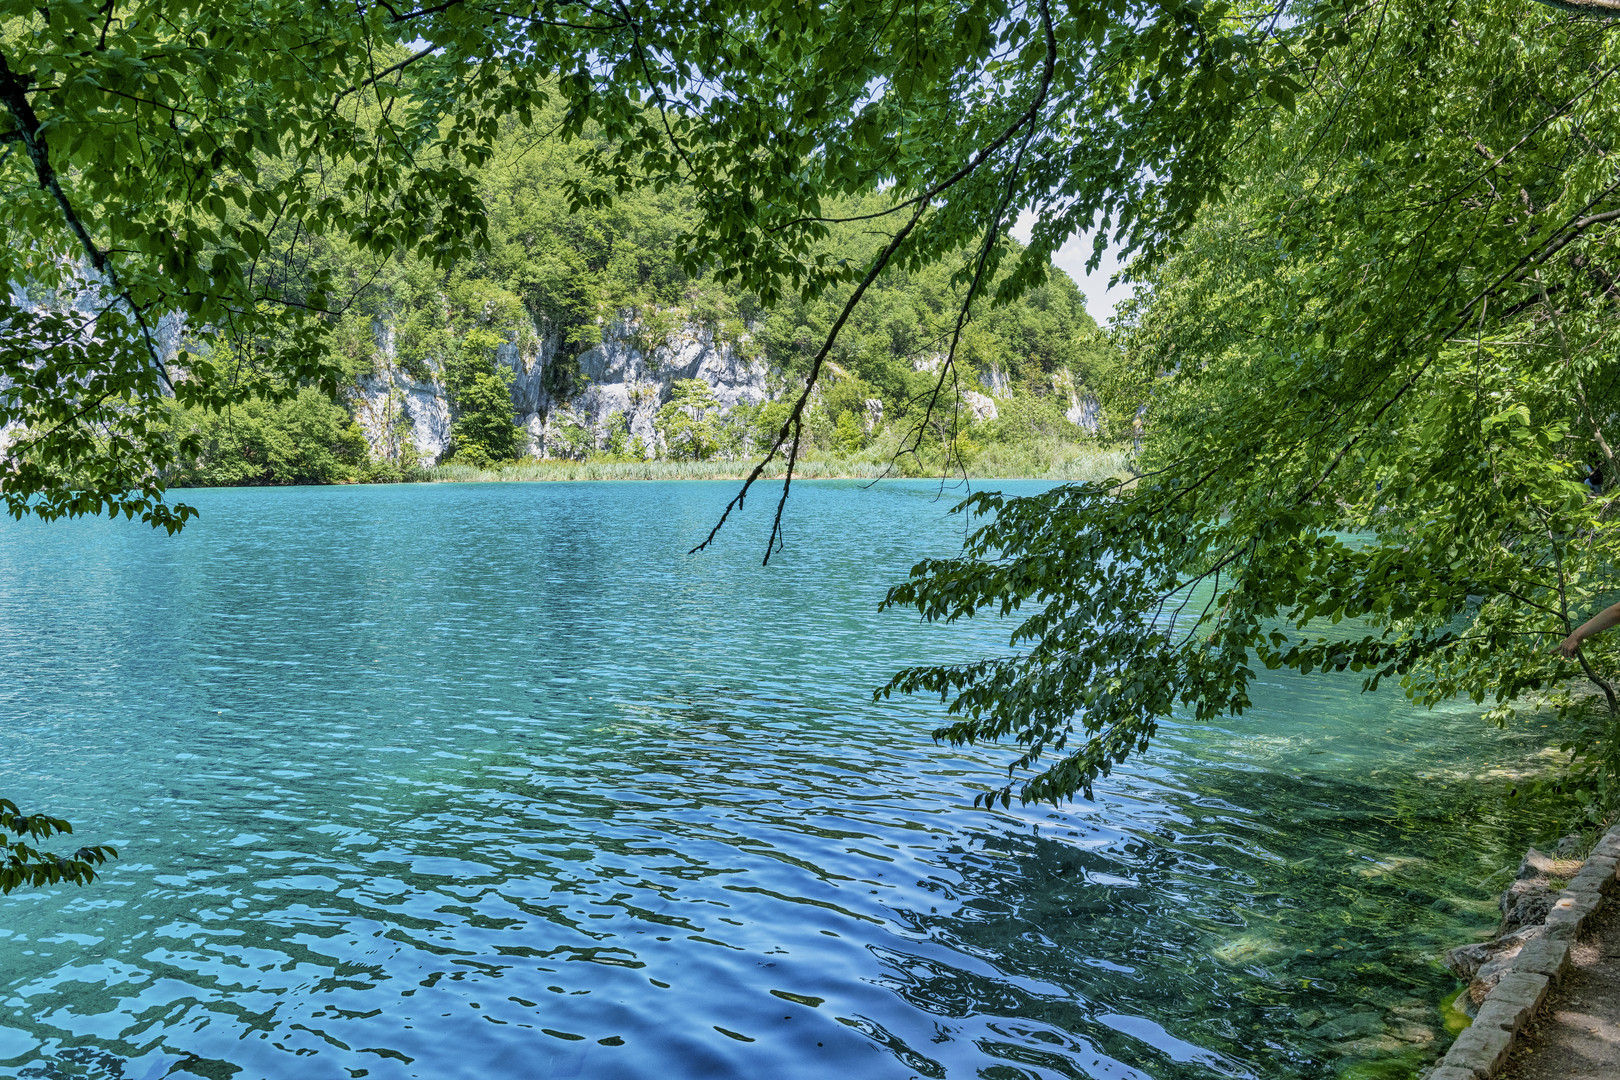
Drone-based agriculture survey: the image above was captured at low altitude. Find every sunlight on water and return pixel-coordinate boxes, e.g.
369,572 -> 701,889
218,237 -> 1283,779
0,481 -> 1578,1079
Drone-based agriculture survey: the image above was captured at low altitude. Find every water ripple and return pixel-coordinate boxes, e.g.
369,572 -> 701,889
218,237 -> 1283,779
0,481 -> 1579,1078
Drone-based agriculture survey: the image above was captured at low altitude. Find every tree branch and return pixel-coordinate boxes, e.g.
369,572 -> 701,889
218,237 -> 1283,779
692,0 -> 1061,560
687,196 -> 932,562
0,50 -> 107,274
0,48 -> 172,390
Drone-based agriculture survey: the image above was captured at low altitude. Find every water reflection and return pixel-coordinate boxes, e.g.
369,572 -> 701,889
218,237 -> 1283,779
0,481 -> 1577,1079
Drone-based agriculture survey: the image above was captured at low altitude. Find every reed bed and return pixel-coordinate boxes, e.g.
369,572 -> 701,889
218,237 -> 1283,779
969,444 -> 1134,484
409,458 -> 891,483
408,443 -> 1133,486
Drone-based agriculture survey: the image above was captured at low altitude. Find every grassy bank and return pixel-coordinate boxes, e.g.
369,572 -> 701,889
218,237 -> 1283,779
407,444 -> 1133,485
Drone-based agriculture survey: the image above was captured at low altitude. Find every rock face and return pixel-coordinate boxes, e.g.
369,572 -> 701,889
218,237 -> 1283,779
352,321 -> 455,467
908,356 -> 1106,435
1500,879 -> 1556,932
1050,369 -> 1102,434
546,323 -> 767,456
351,318 -> 767,465
862,398 -> 883,432
962,390 -> 999,422
1066,394 -> 1101,433
978,364 -> 1012,397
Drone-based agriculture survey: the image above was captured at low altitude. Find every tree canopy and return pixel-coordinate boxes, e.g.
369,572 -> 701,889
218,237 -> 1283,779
1,0 -> 1340,533
883,0 -> 1620,811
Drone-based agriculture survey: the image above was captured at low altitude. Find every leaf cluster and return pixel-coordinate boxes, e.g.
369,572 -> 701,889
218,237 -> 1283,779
885,0 -> 1620,808
1,797 -> 115,895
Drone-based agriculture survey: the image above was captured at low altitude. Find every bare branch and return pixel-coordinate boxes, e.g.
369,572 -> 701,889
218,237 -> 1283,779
692,0 -> 1061,559
688,196 -> 932,560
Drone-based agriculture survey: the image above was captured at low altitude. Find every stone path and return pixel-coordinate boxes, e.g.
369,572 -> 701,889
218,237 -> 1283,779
1497,888 -> 1620,1080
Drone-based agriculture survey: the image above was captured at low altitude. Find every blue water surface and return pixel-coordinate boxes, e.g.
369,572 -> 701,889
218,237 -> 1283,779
0,481 -> 1576,1079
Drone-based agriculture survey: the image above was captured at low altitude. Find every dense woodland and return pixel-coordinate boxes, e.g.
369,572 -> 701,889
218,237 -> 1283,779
884,3 -> 1620,812
156,112 -> 1127,486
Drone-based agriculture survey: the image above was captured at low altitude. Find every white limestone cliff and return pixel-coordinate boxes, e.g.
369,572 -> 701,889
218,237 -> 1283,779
351,316 -> 768,465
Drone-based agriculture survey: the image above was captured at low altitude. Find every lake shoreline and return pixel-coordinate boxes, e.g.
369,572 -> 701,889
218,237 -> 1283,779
168,458 -> 1137,488
164,444 -> 1137,489
1431,822 -> 1620,1079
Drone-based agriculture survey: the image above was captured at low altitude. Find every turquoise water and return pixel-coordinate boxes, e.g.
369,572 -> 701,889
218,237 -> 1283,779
0,481 -> 1576,1079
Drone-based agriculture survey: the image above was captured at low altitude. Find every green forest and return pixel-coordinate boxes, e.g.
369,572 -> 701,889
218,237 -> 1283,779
153,111 -> 1131,487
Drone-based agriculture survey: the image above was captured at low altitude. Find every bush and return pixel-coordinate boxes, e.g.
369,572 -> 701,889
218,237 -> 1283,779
167,388 -> 371,486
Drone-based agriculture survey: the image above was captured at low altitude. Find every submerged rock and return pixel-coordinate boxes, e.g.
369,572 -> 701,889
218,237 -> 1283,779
1335,1033 -> 1407,1058
1444,924 -> 1538,981
1389,1020 -> 1437,1046
1292,1008 -> 1325,1029
1211,933 -> 1287,965
1311,1010 -> 1384,1041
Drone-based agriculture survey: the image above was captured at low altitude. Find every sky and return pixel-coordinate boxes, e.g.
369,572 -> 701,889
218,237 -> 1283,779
1010,212 -> 1130,327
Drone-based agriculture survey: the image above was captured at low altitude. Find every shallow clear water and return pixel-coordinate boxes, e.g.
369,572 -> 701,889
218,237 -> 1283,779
0,481 -> 1577,1080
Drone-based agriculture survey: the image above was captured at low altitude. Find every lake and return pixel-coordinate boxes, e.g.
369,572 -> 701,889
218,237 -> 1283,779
0,481 -> 1576,1079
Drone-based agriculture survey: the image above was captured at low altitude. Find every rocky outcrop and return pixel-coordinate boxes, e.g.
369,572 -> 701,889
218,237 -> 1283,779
911,355 -> 1107,434
547,322 -> 767,455
1066,395 -> 1101,432
862,398 -> 883,432
351,317 -> 767,466
962,390 -> 999,422
1445,925 -> 1543,1008
978,364 -> 1012,397
1443,844 -> 1584,1012
1050,369 -> 1101,434
352,367 -> 454,467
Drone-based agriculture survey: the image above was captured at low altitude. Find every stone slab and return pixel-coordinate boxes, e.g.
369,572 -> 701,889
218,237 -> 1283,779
1427,1068 -> 1484,1080
1543,901 -> 1588,939
1486,971 -> 1550,1012
1569,861 -> 1616,894
1442,1021 -> 1516,1074
1560,891 -> 1603,915
1474,996 -> 1537,1037
1510,936 -> 1571,981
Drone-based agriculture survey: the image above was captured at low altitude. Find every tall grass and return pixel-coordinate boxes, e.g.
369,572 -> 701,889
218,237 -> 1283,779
410,458 -> 891,483
966,442 -> 1133,483
408,441 -> 1134,485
